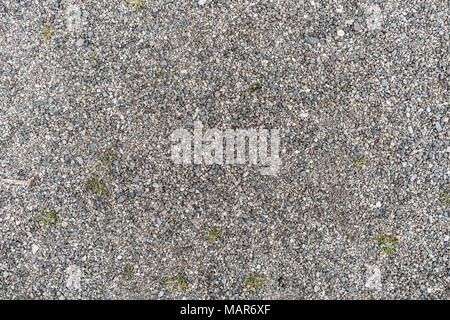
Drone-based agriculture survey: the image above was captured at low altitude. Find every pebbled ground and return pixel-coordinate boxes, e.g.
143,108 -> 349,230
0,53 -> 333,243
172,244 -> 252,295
0,0 -> 448,299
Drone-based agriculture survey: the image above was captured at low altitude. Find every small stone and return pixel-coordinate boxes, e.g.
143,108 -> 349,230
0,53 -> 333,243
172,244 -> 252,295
435,122 -> 442,132
117,196 -> 125,203
75,38 -> 84,47
32,244 -> 39,254
337,30 -> 345,37
75,157 -> 83,165
424,246 -> 433,256
305,36 -> 319,45
376,201 -> 382,208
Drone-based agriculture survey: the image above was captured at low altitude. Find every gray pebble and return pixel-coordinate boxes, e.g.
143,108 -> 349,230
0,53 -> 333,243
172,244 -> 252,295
75,39 -> 84,47
75,157 -> 84,165
305,36 -> 319,45
435,122 -> 442,132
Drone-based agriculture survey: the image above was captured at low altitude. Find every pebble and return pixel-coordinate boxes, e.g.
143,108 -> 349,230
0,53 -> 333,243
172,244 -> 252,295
305,36 -> 319,45
75,39 -> 84,47
32,244 -> 39,254
435,122 -> 442,132
76,157 -> 84,165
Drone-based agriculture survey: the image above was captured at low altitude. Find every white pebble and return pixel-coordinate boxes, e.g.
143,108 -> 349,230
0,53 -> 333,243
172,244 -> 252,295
75,38 -> 84,47
299,112 -> 309,118
32,244 -> 39,254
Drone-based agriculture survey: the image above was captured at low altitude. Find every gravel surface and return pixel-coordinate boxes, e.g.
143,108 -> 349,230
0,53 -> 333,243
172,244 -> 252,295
0,0 -> 448,299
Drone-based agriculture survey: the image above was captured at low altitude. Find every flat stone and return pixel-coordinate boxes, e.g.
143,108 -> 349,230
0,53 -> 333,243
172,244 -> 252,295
32,244 -> 39,254
435,122 -> 442,132
305,36 -> 319,45
75,38 -> 84,47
